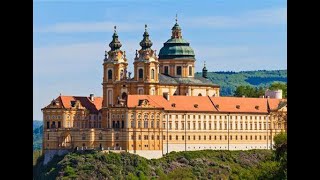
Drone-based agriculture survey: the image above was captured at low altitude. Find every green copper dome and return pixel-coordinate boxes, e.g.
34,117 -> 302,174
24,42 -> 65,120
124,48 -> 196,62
158,21 -> 195,60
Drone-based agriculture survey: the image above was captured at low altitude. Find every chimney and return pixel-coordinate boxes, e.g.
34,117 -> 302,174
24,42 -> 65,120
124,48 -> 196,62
163,92 -> 170,101
90,94 -> 94,101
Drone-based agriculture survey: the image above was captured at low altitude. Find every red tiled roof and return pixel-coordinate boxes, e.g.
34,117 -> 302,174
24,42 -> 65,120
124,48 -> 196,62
209,96 -> 268,113
128,95 -> 274,113
267,98 -> 286,111
45,95 -> 102,114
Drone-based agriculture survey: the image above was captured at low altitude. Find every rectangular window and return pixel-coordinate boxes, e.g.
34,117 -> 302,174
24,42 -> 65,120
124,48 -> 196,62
198,122 -> 201,130
176,135 -> 178,140
164,66 -> 169,75
204,136 -> 206,140
199,136 -> 201,140
235,136 -> 237,140
176,66 -> 182,75
58,121 -> 61,128
188,122 -> 190,130
204,122 -> 206,130
259,123 -> 262,130
188,136 -> 190,140
157,135 -> 160,140
189,66 -> 192,76
240,135 -> 242,140
182,136 -> 185,140
175,122 -> 178,130
214,136 -> 217,140
169,122 -> 172,130
163,135 -> 165,140
181,122 -> 184,130
225,135 -> 227,140
151,135 -> 154,140
224,123 -> 227,130
230,136 -> 232,140
193,122 -> 196,130
138,135 -> 141,140
264,136 -> 266,140
163,122 -> 166,129
230,122 -> 232,130
220,136 -> 222,140
209,135 -> 211,140
209,123 -> 211,130
193,135 -> 196,140
47,121 -> 50,129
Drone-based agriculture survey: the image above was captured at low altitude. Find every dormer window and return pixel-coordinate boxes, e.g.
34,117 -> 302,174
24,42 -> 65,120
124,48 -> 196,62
171,103 -> 176,107
236,105 -> 240,109
216,104 -> 219,108
255,106 -> 259,110
71,101 -> 76,107
194,104 -> 198,108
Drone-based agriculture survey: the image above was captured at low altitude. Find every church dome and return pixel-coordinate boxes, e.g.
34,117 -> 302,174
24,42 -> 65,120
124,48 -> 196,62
158,20 -> 195,60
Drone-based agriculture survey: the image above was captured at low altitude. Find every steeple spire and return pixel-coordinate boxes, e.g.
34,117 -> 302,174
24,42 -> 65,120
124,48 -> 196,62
202,61 -> 208,78
109,25 -> 122,51
171,15 -> 182,39
139,24 -> 153,50
175,13 -> 178,23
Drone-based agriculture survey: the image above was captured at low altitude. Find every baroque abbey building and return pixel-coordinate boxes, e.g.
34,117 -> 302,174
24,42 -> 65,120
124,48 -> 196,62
42,19 -> 287,159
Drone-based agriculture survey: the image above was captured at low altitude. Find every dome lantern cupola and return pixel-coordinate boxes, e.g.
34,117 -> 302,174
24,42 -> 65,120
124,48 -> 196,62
158,15 -> 195,60
139,24 -> 153,50
109,26 -> 122,51
171,14 -> 182,39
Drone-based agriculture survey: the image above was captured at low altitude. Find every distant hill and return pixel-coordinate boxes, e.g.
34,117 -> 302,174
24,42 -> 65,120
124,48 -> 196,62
195,70 -> 287,96
33,121 -> 43,150
33,149 -> 284,179
33,120 -> 43,130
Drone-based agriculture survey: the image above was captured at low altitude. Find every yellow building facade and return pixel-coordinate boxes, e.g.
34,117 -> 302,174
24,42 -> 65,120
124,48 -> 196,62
42,20 -> 287,159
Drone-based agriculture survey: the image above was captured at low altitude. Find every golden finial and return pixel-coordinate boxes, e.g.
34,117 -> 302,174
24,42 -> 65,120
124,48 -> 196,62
114,25 -> 116,32
175,13 -> 178,23
145,24 -> 147,31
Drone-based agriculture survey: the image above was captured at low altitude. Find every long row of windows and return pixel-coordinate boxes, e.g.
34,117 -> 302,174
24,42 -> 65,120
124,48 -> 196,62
163,122 -> 270,130
46,115 -> 101,120
130,134 -> 271,141
162,135 -> 271,141
164,114 -> 268,120
131,121 -> 160,128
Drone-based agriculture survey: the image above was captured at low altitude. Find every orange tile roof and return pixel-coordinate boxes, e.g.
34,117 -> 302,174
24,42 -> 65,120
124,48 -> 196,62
128,95 -> 274,113
127,95 -> 211,112
209,96 -> 268,113
267,98 -> 286,111
45,95 -> 102,114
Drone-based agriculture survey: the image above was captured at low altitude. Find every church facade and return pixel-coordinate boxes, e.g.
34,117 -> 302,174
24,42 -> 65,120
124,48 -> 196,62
42,20 -> 286,159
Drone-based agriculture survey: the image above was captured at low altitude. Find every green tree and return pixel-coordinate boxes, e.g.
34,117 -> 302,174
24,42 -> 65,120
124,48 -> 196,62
234,85 -> 265,97
269,82 -> 287,98
273,132 -> 287,179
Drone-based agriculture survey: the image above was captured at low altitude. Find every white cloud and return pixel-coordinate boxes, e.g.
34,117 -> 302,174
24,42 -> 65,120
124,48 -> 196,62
34,7 -> 286,34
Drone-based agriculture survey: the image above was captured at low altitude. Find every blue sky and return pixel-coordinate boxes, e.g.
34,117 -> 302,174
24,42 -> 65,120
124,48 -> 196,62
33,0 -> 287,120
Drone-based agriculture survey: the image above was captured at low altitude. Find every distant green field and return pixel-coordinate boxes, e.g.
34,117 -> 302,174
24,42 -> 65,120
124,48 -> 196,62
195,70 -> 287,96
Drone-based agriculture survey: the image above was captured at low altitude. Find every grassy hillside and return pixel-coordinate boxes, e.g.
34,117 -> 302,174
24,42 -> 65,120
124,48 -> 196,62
33,121 -> 43,150
33,149 -> 284,180
195,70 -> 287,96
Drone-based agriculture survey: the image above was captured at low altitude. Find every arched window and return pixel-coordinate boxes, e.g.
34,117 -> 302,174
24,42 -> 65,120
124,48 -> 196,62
198,93 -> 202,96
82,133 -> 86,140
108,69 -> 112,80
121,92 -> 127,100
139,69 -> 143,79
189,66 -> 192,76
151,69 -> 155,79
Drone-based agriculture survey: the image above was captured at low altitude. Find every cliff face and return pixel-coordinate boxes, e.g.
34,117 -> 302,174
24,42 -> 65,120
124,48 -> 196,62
33,149 -> 285,180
